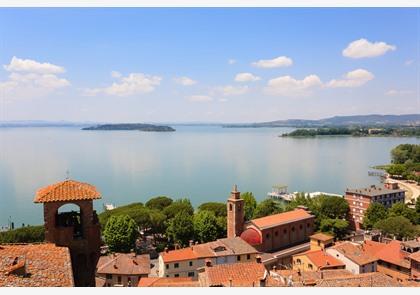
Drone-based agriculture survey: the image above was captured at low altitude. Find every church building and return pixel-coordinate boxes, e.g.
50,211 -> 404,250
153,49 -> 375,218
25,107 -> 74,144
227,185 -> 315,253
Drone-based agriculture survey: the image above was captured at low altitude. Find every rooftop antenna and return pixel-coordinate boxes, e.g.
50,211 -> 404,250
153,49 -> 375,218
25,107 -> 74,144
65,169 -> 70,180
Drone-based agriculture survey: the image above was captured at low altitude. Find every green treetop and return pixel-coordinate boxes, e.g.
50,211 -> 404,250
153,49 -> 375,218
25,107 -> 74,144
103,214 -> 138,253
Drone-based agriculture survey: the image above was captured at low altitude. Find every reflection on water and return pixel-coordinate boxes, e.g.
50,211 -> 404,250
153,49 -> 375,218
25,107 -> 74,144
0,126 -> 418,225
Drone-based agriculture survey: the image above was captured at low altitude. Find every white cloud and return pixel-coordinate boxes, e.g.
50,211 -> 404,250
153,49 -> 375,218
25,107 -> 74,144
327,69 -> 374,88
84,73 -> 162,97
234,72 -> 261,82
228,59 -> 236,65
174,76 -> 197,86
264,74 -> 322,97
187,95 -> 213,102
405,60 -> 414,66
385,89 -> 414,96
0,57 -> 69,100
217,85 -> 249,96
4,56 -> 65,74
342,38 -> 396,59
252,56 -> 293,68
111,71 -> 122,78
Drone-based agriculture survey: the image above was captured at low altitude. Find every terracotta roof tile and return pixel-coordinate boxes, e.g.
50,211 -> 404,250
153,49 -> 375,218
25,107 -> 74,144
374,240 -> 410,268
310,233 -> 334,242
96,253 -> 150,275
161,247 -> 198,263
332,242 -> 377,266
201,262 -> 266,287
0,243 -> 74,287
315,272 -> 404,287
251,209 -> 314,229
138,277 -> 199,287
409,251 -> 420,262
34,179 -> 101,203
299,250 -> 345,269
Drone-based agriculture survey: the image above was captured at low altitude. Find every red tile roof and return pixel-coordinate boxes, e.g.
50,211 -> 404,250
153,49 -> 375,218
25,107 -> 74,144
161,247 -> 198,263
310,233 -> 334,242
96,253 -> 150,276
374,240 -> 410,269
138,277 -> 199,287
200,262 -> 267,287
251,209 -> 313,229
362,240 -> 387,257
409,251 -> 420,262
240,227 -> 262,246
34,179 -> 101,203
315,272 -> 404,287
0,243 -> 74,287
331,242 -> 377,266
299,250 -> 345,269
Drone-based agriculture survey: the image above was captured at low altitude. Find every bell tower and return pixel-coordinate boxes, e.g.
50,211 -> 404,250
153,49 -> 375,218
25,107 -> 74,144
34,179 -> 102,287
227,184 -> 245,238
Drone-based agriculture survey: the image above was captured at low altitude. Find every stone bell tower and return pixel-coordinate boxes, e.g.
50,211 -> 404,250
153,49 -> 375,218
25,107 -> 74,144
34,179 -> 102,287
227,184 -> 244,238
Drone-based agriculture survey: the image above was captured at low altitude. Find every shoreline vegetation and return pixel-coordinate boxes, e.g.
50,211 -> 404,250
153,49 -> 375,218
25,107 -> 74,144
280,127 -> 420,138
82,123 -> 175,132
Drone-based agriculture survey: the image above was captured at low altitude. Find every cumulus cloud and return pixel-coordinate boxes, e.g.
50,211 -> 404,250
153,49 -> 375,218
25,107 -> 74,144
174,76 -> 197,86
385,89 -> 414,96
342,38 -> 396,59
4,56 -> 65,74
217,85 -> 249,96
264,74 -> 322,96
252,56 -> 293,68
84,72 -> 162,97
326,69 -> 374,88
187,95 -> 213,102
0,57 -> 69,100
228,59 -> 236,65
234,72 -> 261,82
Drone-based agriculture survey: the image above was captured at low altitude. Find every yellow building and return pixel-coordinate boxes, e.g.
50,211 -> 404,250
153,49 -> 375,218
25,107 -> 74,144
310,233 -> 334,251
292,249 -> 345,272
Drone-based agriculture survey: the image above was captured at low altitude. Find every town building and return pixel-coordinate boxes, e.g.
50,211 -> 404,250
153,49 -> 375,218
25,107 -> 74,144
227,185 -> 315,252
345,182 -> 405,230
326,241 -> 377,274
0,243 -> 74,287
138,277 -> 200,287
309,233 -> 335,251
409,251 -> 420,281
96,253 -> 150,287
158,236 -> 259,278
292,250 -> 345,272
34,179 -> 102,286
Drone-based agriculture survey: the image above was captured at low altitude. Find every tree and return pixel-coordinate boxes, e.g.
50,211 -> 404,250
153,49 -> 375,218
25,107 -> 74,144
363,203 -> 388,229
198,202 -> 227,217
391,144 -> 420,164
388,202 -> 417,224
166,211 -> 194,247
319,218 -> 349,239
319,196 -> 349,219
103,215 -> 138,253
386,164 -> 406,176
0,225 -> 45,243
163,198 -> 194,219
374,216 -> 418,240
145,196 -> 173,211
241,192 -> 257,221
98,202 -> 144,227
193,210 -> 219,243
253,199 -> 283,219
148,209 -> 167,237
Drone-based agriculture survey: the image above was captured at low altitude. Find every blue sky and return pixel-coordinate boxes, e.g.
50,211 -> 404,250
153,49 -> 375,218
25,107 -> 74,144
0,8 -> 418,122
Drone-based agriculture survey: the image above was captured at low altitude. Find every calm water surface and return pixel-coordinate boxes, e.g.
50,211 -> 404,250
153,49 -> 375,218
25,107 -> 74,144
0,126 -> 418,226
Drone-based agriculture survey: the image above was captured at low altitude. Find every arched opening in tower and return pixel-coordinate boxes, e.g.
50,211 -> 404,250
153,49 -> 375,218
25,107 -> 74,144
56,203 -> 83,239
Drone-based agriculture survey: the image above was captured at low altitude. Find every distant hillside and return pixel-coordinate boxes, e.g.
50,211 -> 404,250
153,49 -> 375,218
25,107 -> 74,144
223,114 -> 420,128
82,123 -> 175,132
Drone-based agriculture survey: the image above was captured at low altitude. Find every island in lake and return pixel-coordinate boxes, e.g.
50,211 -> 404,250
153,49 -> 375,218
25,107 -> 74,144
82,123 -> 176,132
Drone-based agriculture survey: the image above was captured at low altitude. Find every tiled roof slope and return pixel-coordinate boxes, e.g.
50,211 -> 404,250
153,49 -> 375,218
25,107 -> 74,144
310,233 -> 334,242
0,243 -> 74,287
409,250 -> 420,262
251,209 -> 313,229
332,242 -> 377,266
200,261 -> 266,287
34,179 -> 101,203
96,253 -> 150,275
138,277 -> 200,287
303,250 -> 345,269
315,272 -> 404,287
374,240 -> 411,268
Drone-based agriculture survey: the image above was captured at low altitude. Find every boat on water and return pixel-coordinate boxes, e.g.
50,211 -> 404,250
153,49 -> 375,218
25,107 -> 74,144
267,185 -> 296,202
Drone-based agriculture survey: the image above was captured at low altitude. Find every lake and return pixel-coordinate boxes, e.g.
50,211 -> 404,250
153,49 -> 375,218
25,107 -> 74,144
0,126 -> 418,226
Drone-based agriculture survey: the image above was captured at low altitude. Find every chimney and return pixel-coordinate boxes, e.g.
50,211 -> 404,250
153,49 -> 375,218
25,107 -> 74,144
195,241 -> 199,245
189,240 -> 194,247
229,278 -> 233,287
256,255 -> 262,264
272,265 -> 277,271
259,278 -> 266,287
205,259 -> 212,267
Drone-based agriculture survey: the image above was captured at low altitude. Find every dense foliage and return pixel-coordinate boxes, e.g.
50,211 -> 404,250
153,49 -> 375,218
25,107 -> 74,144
385,144 -> 420,182
166,211 -> 195,247
241,192 -> 257,221
253,199 -> 283,219
145,196 -> 173,211
103,215 -> 138,253
374,216 -> 418,240
0,225 -> 45,243
197,202 -> 227,217
193,210 -> 220,243
363,203 -> 388,229
282,127 -> 420,138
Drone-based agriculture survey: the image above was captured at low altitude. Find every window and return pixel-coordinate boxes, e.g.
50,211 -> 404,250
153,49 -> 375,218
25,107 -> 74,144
174,274 -> 179,278
174,263 -> 179,268
247,254 -> 251,260
274,231 -> 278,237
266,233 -> 270,239
299,224 -> 303,230
296,259 -> 301,265
291,227 -> 295,232
188,272 -> 195,277
166,275 -> 169,278
189,261 -> 193,267
237,255 -> 241,261
283,229 -> 287,234
106,274 -> 112,280
308,264 -> 313,270
117,276 -> 121,284
166,264 -> 169,269
229,204 -> 232,211
307,223 -> 310,228
317,240 -> 321,246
